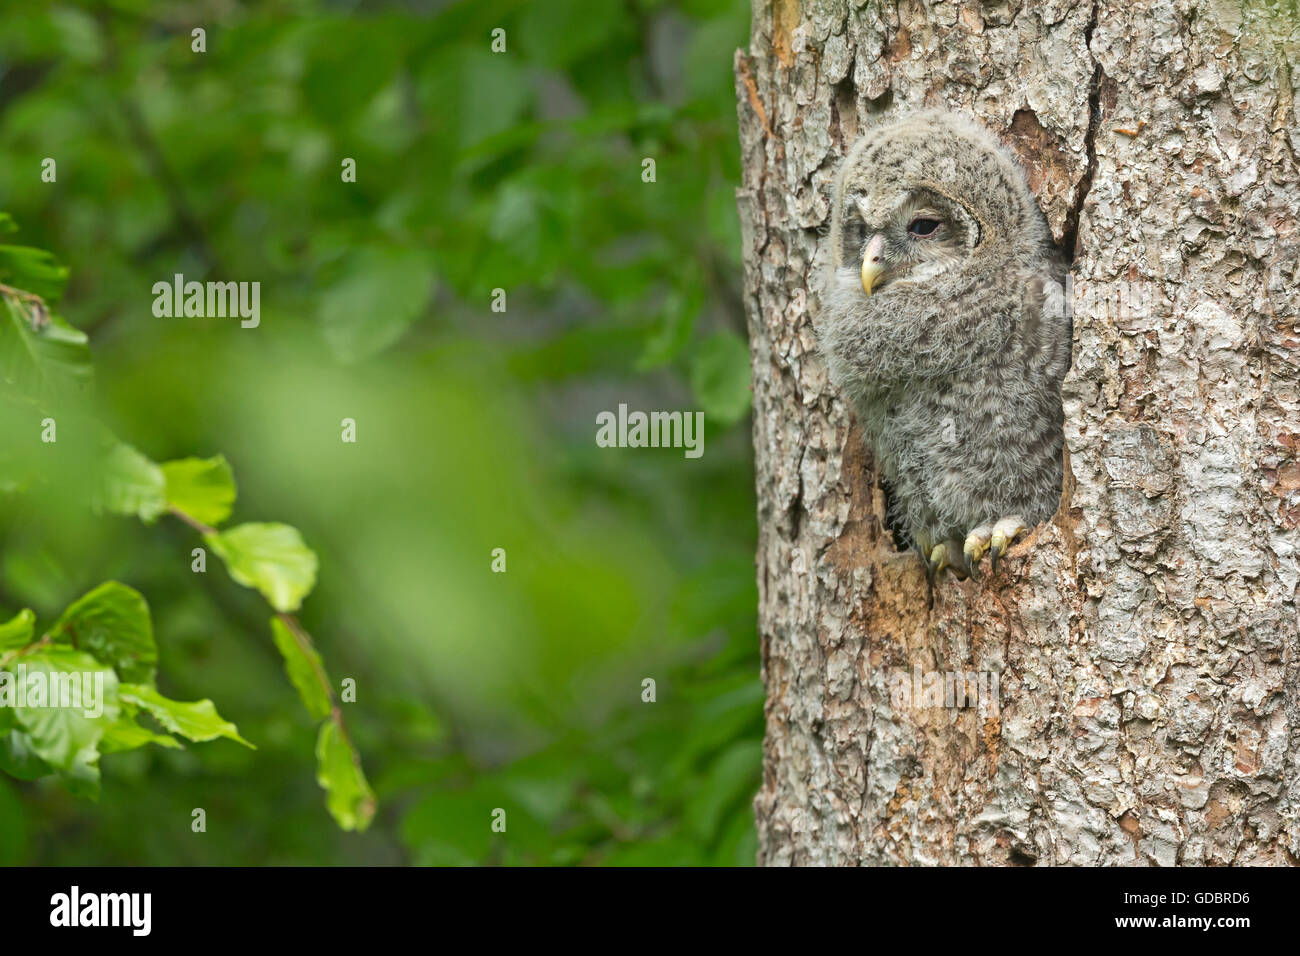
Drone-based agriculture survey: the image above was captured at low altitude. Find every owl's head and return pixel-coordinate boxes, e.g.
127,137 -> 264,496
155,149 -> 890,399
827,110 -> 1051,297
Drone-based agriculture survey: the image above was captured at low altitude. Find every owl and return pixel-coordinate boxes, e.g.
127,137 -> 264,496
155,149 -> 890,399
815,110 -> 1072,583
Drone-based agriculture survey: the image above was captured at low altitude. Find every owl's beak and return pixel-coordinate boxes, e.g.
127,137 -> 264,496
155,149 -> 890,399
861,233 -> 886,295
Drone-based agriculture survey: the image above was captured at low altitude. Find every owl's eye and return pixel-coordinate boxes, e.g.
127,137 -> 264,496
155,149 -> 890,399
907,217 -> 941,237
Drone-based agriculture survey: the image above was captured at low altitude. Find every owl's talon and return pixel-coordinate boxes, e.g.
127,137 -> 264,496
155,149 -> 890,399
926,543 -> 948,586
962,523 -> 994,576
925,539 -> 969,584
987,515 -> 1027,573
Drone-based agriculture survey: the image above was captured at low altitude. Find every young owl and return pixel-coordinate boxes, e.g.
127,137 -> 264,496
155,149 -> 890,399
815,110 -> 1072,582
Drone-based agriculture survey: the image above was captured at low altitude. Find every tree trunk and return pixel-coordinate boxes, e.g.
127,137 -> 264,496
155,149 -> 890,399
735,0 -> 1300,866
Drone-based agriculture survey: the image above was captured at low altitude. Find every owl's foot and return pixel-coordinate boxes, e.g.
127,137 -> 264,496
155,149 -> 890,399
919,538 -> 963,608
962,515 -> 1027,575
924,539 -> 967,586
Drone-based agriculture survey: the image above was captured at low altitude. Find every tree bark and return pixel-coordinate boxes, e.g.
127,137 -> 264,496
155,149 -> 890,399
735,0 -> 1300,865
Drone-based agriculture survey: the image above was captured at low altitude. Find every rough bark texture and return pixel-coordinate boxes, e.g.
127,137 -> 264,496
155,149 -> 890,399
736,0 -> 1300,865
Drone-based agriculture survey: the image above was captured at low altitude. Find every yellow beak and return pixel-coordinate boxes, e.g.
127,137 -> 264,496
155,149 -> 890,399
861,233 -> 886,296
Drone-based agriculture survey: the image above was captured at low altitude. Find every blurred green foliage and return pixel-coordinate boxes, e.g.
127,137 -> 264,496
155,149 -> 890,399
0,0 -> 758,864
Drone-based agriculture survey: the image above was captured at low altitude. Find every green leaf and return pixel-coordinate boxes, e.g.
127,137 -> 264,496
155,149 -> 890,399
300,20 -> 401,120
456,49 -> 534,149
517,0 -> 631,69
689,331 -> 752,426
683,739 -> 761,841
96,442 -> 166,523
637,288 -> 699,370
316,718 -> 375,832
0,775 -> 28,863
710,802 -> 759,867
0,244 -> 69,303
319,247 -> 436,363
100,715 -> 182,754
400,783 -> 505,865
161,455 -> 237,528
0,731 -> 54,781
672,679 -> 765,775
0,609 -> 35,652
270,617 -> 331,721
205,523 -> 319,612
0,296 -> 91,400
3,647 -> 120,798
601,831 -> 706,867
52,581 -> 157,684
119,683 -> 253,748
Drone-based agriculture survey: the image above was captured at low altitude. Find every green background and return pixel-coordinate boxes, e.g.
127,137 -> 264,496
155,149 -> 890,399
0,0 -> 760,865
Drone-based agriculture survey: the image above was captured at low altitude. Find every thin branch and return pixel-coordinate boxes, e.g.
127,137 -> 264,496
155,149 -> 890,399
276,610 -> 375,818
275,612 -> 340,712
167,502 -> 371,810
168,505 -> 216,537
0,283 -> 50,330
96,9 -> 222,274
0,634 -> 52,670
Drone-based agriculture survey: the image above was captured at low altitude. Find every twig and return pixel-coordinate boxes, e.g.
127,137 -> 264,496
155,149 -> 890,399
168,505 -> 216,537
96,9 -> 222,274
0,282 -> 50,330
0,633 -> 52,670
167,503 -> 371,815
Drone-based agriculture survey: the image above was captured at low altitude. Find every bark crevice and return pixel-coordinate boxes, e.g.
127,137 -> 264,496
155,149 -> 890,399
1064,0 -> 1103,263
